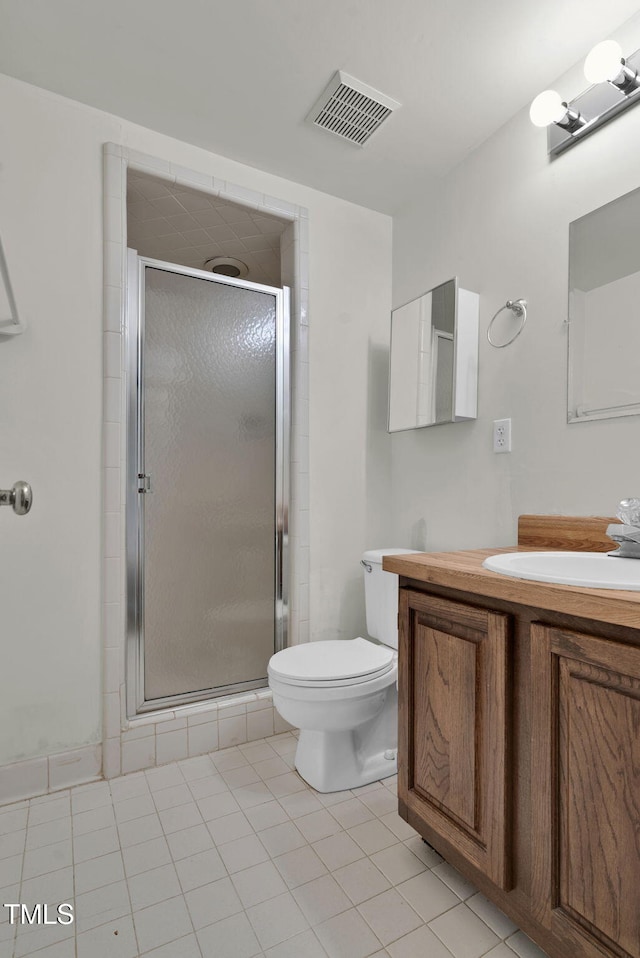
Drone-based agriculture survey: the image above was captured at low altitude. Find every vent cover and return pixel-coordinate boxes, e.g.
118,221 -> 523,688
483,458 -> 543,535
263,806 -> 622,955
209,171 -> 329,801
306,71 -> 401,146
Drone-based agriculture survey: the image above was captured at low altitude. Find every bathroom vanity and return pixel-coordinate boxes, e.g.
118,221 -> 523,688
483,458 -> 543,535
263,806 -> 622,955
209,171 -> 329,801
383,516 -> 640,958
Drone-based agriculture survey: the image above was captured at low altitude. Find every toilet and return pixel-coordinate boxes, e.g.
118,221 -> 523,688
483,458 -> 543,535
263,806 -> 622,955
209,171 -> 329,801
268,548 -> 418,792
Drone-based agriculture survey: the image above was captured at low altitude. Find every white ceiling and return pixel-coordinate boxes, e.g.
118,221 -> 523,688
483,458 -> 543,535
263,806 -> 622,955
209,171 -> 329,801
1,0 -> 639,213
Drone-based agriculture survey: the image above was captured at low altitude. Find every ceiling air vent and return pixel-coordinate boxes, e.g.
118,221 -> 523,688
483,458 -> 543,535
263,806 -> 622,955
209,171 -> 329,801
306,71 -> 401,146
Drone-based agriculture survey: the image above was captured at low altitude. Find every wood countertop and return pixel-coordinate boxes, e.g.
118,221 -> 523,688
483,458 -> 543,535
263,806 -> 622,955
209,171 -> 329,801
383,545 -> 640,630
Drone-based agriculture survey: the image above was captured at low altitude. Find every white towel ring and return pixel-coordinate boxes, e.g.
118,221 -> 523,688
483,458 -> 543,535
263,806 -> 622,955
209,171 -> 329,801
487,299 -> 527,348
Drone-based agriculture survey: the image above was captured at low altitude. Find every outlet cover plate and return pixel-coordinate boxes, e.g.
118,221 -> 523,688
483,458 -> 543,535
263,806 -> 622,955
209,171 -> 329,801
493,418 -> 512,453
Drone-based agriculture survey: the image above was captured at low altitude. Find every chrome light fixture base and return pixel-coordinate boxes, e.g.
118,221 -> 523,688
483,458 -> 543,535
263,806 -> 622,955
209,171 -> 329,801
547,48 -> 640,156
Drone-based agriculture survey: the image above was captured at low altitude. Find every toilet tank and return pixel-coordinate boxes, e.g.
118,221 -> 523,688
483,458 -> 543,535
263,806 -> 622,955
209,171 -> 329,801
362,548 -> 421,650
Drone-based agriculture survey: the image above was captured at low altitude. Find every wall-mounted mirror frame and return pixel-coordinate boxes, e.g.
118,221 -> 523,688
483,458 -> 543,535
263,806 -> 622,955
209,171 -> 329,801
388,277 -> 479,432
0,233 -> 24,337
568,187 -> 640,423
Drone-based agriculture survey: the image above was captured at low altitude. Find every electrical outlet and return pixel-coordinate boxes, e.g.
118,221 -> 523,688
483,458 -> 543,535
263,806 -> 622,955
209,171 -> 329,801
493,418 -> 512,453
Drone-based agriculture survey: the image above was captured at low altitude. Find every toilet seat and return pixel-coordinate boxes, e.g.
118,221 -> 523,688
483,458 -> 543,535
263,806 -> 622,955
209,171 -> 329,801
268,637 -> 394,688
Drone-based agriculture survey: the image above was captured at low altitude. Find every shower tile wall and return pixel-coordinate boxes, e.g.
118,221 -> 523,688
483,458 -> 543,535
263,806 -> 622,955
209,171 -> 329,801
280,221 -> 310,645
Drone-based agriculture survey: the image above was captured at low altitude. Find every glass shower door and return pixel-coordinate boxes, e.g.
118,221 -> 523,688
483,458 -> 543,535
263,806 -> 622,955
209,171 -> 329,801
127,254 -> 288,713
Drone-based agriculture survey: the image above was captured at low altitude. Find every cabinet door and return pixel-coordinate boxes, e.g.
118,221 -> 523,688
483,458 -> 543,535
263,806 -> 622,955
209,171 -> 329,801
398,590 -> 512,889
531,624 -> 640,958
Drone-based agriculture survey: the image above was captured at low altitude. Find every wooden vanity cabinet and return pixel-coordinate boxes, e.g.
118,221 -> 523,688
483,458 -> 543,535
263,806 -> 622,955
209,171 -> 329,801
396,572 -> 640,958
398,589 -> 513,890
531,624 -> 640,958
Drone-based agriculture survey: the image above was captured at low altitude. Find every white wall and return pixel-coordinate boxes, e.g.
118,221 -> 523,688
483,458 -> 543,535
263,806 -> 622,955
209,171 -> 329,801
0,73 -> 392,767
392,16 -> 640,552
309,200 -> 395,641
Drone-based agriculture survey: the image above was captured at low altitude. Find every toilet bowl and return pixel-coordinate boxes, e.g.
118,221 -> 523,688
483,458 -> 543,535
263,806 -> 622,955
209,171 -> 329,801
268,548 -> 419,792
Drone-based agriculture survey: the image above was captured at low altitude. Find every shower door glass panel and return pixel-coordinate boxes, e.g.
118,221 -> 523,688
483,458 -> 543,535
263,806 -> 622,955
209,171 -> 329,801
141,266 -> 277,704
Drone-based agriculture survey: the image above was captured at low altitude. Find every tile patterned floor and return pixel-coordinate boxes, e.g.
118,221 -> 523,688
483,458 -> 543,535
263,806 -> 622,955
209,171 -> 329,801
0,732 -> 550,958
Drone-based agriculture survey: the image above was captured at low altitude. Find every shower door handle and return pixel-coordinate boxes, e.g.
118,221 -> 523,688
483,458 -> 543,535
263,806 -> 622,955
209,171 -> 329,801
138,474 -> 152,494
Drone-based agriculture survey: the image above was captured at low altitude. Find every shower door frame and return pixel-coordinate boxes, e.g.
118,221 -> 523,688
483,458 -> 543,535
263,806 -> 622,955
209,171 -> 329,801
125,250 -> 290,717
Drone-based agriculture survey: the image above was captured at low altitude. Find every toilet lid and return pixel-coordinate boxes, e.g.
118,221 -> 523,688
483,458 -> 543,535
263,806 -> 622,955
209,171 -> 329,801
269,637 -> 394,683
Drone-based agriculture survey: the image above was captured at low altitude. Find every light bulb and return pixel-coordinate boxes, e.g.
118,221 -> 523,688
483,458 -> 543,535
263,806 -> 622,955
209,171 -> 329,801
584,40 -> 623,83
529,90 -> 567,127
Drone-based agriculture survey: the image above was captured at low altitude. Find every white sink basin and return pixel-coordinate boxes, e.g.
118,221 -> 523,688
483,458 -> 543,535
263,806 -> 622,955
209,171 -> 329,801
482,551 -> 640,591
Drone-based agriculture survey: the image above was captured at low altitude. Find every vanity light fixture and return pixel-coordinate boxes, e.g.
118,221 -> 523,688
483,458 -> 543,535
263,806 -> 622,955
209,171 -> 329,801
530,39 -> 640,155
583,40 -> 639,92
529,90 -> 586,132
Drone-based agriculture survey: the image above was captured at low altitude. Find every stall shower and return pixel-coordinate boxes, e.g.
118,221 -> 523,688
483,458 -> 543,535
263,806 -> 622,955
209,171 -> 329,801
125,174 -> 290,715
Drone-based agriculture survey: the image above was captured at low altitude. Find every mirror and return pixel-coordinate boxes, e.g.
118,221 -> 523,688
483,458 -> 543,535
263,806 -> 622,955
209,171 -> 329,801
0,233 -> 24,337
568,187 -> 640,422
388,277 -> 479,432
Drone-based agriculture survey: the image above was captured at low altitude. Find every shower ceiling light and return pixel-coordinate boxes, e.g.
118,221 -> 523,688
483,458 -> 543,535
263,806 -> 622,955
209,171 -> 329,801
204,257 -> 249,279
530,39 -> 640,155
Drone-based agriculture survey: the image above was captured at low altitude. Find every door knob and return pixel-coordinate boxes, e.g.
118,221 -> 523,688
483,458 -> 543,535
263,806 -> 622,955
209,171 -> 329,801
0,481 -> 33,515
